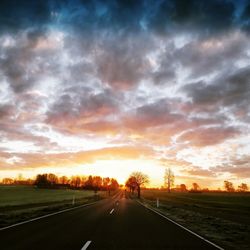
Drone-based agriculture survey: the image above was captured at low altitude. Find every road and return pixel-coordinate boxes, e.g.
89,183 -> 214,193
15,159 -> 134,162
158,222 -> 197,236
0,192 -> 220,250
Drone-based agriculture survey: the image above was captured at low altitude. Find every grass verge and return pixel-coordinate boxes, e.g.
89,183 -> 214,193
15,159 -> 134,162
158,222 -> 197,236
140,190 -> 250,250
0,185 -> 110,228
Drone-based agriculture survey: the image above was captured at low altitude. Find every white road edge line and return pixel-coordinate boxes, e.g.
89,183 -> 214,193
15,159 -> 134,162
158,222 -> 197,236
110,208 -> 114,214
137,200 -> 224,250
0,200 -> 101,231
81,240 -> 92,250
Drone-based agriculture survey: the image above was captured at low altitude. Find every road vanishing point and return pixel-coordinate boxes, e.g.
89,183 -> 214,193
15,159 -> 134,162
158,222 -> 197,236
0,192 -> 222,250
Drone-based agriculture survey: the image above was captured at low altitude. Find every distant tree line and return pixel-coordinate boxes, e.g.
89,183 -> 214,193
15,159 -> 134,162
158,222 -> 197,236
34,173 -> 119,191
0,173 -> 119,191
170,181 -> 249,193
1,174 -> 34,185
162,168 -> 249,193
1,172 -> 248,193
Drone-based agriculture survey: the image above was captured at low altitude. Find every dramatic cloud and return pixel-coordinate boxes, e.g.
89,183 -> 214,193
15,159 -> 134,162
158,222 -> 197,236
0,146 -> 153,170
0,0 -> 250,187
178,126 -> 240,147
183,66 -> 250,108
123,99 -> 183,130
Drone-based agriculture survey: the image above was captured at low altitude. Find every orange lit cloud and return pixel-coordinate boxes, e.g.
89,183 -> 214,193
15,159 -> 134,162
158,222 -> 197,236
0,146 -> 154,170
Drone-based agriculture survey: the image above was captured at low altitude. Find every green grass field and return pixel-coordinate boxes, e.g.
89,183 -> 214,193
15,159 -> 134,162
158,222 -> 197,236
141,190 -> 250,250
0,185 -> 100,207
0,185 -> 107,228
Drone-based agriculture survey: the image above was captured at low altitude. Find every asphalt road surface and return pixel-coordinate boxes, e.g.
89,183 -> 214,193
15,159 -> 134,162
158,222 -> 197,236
0,192 -> 221,250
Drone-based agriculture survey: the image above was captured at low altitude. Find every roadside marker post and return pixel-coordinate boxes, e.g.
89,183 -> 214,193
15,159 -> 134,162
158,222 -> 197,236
156,198 -> 159,208
72,195 -> 75,206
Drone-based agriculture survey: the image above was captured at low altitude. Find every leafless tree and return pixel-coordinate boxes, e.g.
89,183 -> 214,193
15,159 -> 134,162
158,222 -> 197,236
224,180 -> 235,192
237,183 -> 248,192
164,168 -> 174,193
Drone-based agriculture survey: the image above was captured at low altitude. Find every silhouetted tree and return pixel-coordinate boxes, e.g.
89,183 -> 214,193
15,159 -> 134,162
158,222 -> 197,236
84,175 -> 94,189
81,176 -> 87,187
14,177 -> 34,185
103,177 -> 110,191
110,178 -> 119,190
59,176 -> 68,184
70,176 -> 81,188
5,172 -> 119,191
224,181 -> 235,192
94,176 -> 103,189
180,184 -> 187,192
34,174 -> 50,188
128,172 -> 149,198
125,176 -> 137,193
192,182 -> 200,191
237,183 -> 248,192
47,173 -> 58,186
164,168 -> 174,193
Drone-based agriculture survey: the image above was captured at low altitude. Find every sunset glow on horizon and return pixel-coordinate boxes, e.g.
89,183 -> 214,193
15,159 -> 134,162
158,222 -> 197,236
1,0 -> 250,189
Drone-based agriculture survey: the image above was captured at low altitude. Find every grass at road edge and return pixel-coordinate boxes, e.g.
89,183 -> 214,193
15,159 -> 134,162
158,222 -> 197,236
137,200 -> 224,250
0,196 -> 101,228
0,186 -> 116,228
138,191 -> 250,250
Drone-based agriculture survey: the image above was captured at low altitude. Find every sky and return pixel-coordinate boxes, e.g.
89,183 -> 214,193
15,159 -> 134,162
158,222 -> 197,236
0,0 -> 250,188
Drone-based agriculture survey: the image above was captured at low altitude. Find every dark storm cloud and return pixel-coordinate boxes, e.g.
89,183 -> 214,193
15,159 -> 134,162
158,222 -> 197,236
182,66 -> 250,110
148,0 -> 236,35
123,99 -> 183,130
0,28 -> 61,94
151,41 -> 177,85
0,0 -> 145,33
175,31 -> 250,79
57,0 -> 145,32
0,0 -> 51,32
240,1 -> 250,32
0,0 -> 245,35
95,33 -> 153,90
46,88 -> 120,126
0,122 -> 58,151
56,0 -> 246,36
0,41 -> 33,93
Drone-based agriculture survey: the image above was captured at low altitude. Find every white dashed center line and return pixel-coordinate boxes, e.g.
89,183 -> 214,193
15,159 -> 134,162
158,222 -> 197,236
81,240 -> 91,250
